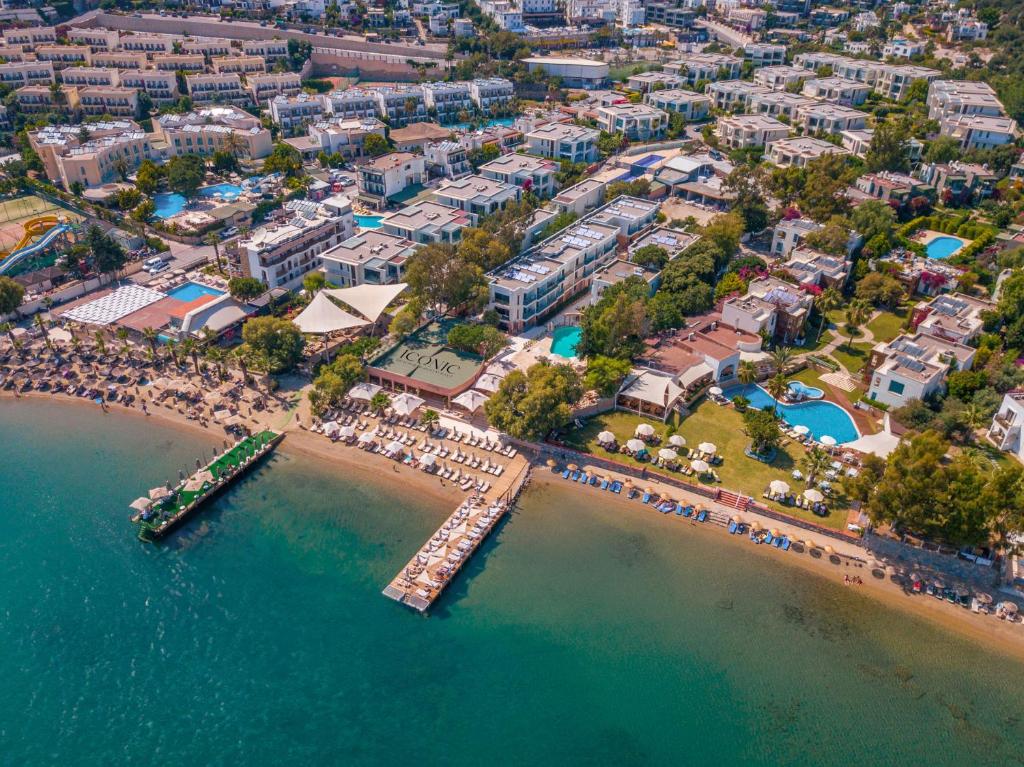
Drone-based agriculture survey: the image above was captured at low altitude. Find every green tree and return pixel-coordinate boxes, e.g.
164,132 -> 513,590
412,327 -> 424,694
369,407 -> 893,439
632,244 -> 669,270
303,271 -> 327,294
363,133 -> 390,157
584,355 -> 632,396
737,359 -> 757,386
369,390 -> 391,413
446,323 -> 506,358
743,408 -> 780,455
814,286 -> 841,342
166,154 -> 205,198
801,446 -> 830,484
843,298 -> 871,352
850,200 -> 896,245
240,316 -> 304,373
86,226 -> 127,275
924,135 -> 961,164
864,117 -> 910,173
798,154 -> 853,221
483,361 -> 583,440
262,142 -> 303,177
577,279 -> 648,360
855,271 -> 905,308
228,277 -> 266,301
405,242 -> 487,315
714,271 -> 746,300
765,372 -> 788,416
211,149 -> 239,173
804,215 -> 852,256
0,275 -> 25,316
135,159 -> 161,195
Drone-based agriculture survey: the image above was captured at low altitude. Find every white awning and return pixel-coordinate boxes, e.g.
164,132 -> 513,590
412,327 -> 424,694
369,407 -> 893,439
293,291 -> 369,334
452,389 -> 489,412
391,392 -> 425,415
619,370 -> 684,408
475,373 -> 504,393
678,362 -> 714,389
323,283 -> 407,323
349,382 -> 381,401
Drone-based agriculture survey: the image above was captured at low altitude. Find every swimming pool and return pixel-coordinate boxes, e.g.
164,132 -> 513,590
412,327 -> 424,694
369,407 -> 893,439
926,236 -> 964,260
788,381 -> 824,400
355,214 -> 384,229
152,184 -> 246,219
725,383 -> 859,444
165,282 -> 226,303
447,116 -> 515,131
550,326 -> 582,358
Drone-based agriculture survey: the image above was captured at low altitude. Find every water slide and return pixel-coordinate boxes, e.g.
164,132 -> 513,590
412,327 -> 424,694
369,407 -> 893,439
0,216 -> 71,276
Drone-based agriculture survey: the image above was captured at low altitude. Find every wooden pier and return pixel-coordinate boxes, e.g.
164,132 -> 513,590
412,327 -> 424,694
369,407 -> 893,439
384,462 -> 531,612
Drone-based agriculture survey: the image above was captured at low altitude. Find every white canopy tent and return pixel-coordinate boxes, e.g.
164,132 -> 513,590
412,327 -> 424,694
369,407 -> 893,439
804,488 -> 824,503
635,423 -> 655,438
323,283 -> 407,324
349,382 -> 382,401
391,392 -> 425,416
597,431 -> 616,444
452,389 -> 489,412
293,291 -> 369,334
658,448 -> 678,462
625,439 -> 646,453
475,373 -> 504,393
769,480 -> 790,495
668,435 -> 686,447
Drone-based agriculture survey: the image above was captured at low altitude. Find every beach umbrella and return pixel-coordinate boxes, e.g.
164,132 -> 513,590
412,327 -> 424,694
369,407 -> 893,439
770,529 -> 781,538
691,459 -> 710,473
791,469 -> 804,480
358,432 -> 375,444
769,480 -> 790,495
668,434 -> 686,447
635,423 -> 655,438
597,430 -> 616,444
475,373 -> 504,393
339,425 -> 356,439
820,435 -> 837,447
793,425 -> 810,436
566,463 -> 578,471
545,458 -> 557,468
644,487 -> 654,495
658,448 -> 678,462
322,420 -> 341,437
1000,601 -> 1019,615
625,439 -> 646,453
709,385 -> 723,396
824,545 -> 835,555
976,592 -> 993,605
804,539 -> 816,550
391,392 -> 425,416
349,382 -> 382,401
419,453 -> 436,468
698,442 -> 717,455
803,488 -> 824,503
452,389 -> 489,412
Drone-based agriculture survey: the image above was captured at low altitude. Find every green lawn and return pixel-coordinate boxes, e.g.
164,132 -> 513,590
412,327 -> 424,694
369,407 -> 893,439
787,328 -> 834,353
790,365 -> 866,401
866,308 -> 908,343
829,341 -> 873,374
560,404 -> 849,529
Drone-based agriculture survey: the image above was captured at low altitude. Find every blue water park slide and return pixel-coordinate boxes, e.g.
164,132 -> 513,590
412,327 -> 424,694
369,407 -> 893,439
0,223 -> 71,275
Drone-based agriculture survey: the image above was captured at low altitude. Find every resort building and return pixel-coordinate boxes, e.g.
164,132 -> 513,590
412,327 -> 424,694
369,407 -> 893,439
927,80 -> 1005,122
785,247 -> 850,289
77,86 -> 139,118
874,65 -> 940,101
185,73 -> 249,106
152,54 -> 206,72
716,114 -> 790,149
232,197 -> 355,291
356,152 -> 427,208
766,136 -> 848,168
467,77 -> 514,114
753,65 -> 811,91
865,332 -> 976,408
706,81 -> 773,112
594,103 -> 667,141
15,85 -> 74,115
120,35 -> 174,55
552,178 -> 606,216
28,120 -> 162,190
771,217 -> 822,257
521,57 -> 610,88
181,38 -> 233,57
66,27 -> 120,51
664,53 -> 742,85
379,201 -> 470,244
59,67 -> 118,88
35,45 -> 91,69
721,276 -> 813,343
429,175 -> 522,223
850,171 -> 933,206
744,43 -> 787,68
243,40 -> 290,60
374,85 -> 427,127
987,391 -> 1024,461
306,118 -> 388,159
116,70 -> 179,105
153,106 -> 273,160
910,292 -> 993,345
326,88 -> 381,121
795,102 -> 867,135
478,153 -> 557,198
801,77 -> 870,106
423,141 -> 471,180
940,114 -> 1019,151
247,73 -> 303,105
92,51 -> 147,70
524,122 -> 599,164
645,89 -> 711,122
882,38 -> 925,59
211,56 -> 267,76
585,195 -> 659,237
421,81 -> 473,124
0,61 -> 55,87
626,71 -> 685,93
320,230 -> 416,288
2,26 -> 56,48
746,91 -> 816,121
269,93 -> 330,137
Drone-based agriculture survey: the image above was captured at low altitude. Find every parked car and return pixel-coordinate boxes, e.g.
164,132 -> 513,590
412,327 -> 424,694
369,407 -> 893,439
221,227 -> 238,238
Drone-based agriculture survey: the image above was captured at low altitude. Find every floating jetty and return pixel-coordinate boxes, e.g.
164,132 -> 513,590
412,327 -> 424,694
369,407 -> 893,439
129,430 -> 284,541
384,464 -> 531,612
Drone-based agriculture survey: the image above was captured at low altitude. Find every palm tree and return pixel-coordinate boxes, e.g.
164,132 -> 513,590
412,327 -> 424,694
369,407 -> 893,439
370,391 -> 391,414
766,372 -> 788,416
814,287 -> 841,343
166,338 -> 178,367
115,326 -> 131,357
801,446 -> 830,484
181,338 -> 200,375
70,335 -> 82,355
844,298 -> 871,353
204,232 -> 223,273
963,402 -> 987,433
206,345 -> 227,381
141,326 -> 159,361
421,408 -> 440,431
93,330 -> 107,357
234,348 -> 251,385
770,347 -> 793,376
0,321 -> 15,348
738,359 -> 757,386
33,312 -> 49,340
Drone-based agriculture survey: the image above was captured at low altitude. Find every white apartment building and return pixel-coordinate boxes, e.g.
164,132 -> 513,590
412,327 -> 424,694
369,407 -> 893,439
941,114 -> 1018,151
468,77 -> 515,114
211,56 -> 267,76
3,26 -> 56,48
874,65 -> 940,101
645,89 -> 711,121
912,292 -> 992,345
707,81 -> 773,112
796,102 -> 867,134
747,91 -> 816,121
92,51 -> 147,70
927,80 -> 1005,121
379,201 -> 470,244
269,93 -> 330,136
77,86 -> 139,118
119,35 -> 174,54
357,152 -> 427,208
374,85 -> 427,127
430,174 -> 522,222
66,27 -> 119,51
234,197 -> 354,291
186,73 -> 249,106
767,136 -> 848,168
987,391 -> 1024,460
117,70 -> 179,105
626,71 -> 685,93
59,67 -> 117,88
665,53 -> 743,85
594,103 -> 667,141
328,88 -> 381,121
243,40 -> 290,60
882,38 -> 925,59
753,65 -> 811,91
153,54 -> 206,72
801,76 -> 870,106
525,122 -> 599,164
421,80 -> 473,124
866,332 -> 975,408
716,114 -> 790,149
771,218 -> 822,257
308,118 -> 388,159
153,106 -> 273,160
552,178 -> 606,216
479,153 -> 557,198
320,230 -> 415,288
424,140 -> 472,179
947,19 -> 987,42
744,43 -> 786,68
35,45 -> 91,68
181,37 -> 233,57
248,73 -> 302,104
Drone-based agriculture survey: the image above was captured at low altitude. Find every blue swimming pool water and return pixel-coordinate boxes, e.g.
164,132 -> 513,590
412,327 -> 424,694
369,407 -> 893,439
550,326 -> 582,358
926,235 -> 964,260
165,282 -> 226,303
355,214 -> 384,229
447,116 -> 515,131
788,380 -> 824,399
725,383 -> 859,444
152,184 -> 245,219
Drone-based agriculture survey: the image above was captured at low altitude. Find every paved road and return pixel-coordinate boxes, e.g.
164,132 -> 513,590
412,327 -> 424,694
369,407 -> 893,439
127,240 -> 216,285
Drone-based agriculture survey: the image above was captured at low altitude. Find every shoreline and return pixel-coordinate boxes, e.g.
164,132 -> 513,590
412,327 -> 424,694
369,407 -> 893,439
4,389 -> 1024,660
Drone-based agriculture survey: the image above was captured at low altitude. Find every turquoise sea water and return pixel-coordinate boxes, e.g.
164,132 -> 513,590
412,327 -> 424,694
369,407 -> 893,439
3,399 -> 1024,765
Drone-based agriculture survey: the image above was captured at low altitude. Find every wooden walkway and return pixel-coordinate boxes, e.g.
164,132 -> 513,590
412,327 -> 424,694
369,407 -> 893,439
383,462 -> 531,612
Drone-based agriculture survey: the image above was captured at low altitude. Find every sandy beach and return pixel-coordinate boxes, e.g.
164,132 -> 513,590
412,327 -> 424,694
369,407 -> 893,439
5,386 -> 1024,659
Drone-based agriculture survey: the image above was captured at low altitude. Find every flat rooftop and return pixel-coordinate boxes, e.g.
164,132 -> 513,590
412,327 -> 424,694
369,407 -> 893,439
367,320 -> 484,394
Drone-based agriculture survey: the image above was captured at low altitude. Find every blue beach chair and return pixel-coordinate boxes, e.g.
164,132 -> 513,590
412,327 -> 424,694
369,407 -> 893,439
697,509 -> 707,522
780,537 -> 791,551
764,533 -> 774,545
684,506 -> 694,518
562,469 -> 570,479
600,478 -> 609,490
641,492 -> 651,504
589,475 -> 599,486
727,520 -> 737,534
570,470 -> 581,481
610,481 -> 622,494
675,503 -> 684,516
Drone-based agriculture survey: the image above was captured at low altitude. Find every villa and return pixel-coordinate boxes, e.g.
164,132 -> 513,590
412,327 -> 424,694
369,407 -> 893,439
785,247 -> 851,288
849,171 -> 934,207
801,77 -> 871,106
552,178 -> 607,216
594,103 -> 668,141
524,122 -> 599,164
716,114 -> 790,149
320,230 -> 416,288
478,153 -> 558,198
664,53 -> 743,85
865,332 -> 976,408
987,391 -> 1024,460
940,114 -> 1019,151
357,152 -> 427,209
795,102 -> 867,135
626,71 -> 685,93
766,136 -> 848,168
429,175 -> 522,223
645,90 -> 712,122
379,201 -> 469,244
721,276 -> 813,344
910,292 -> 993,345
423,141 -> 472,179
753,65 -> 812,91
706,81 -> 773,112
